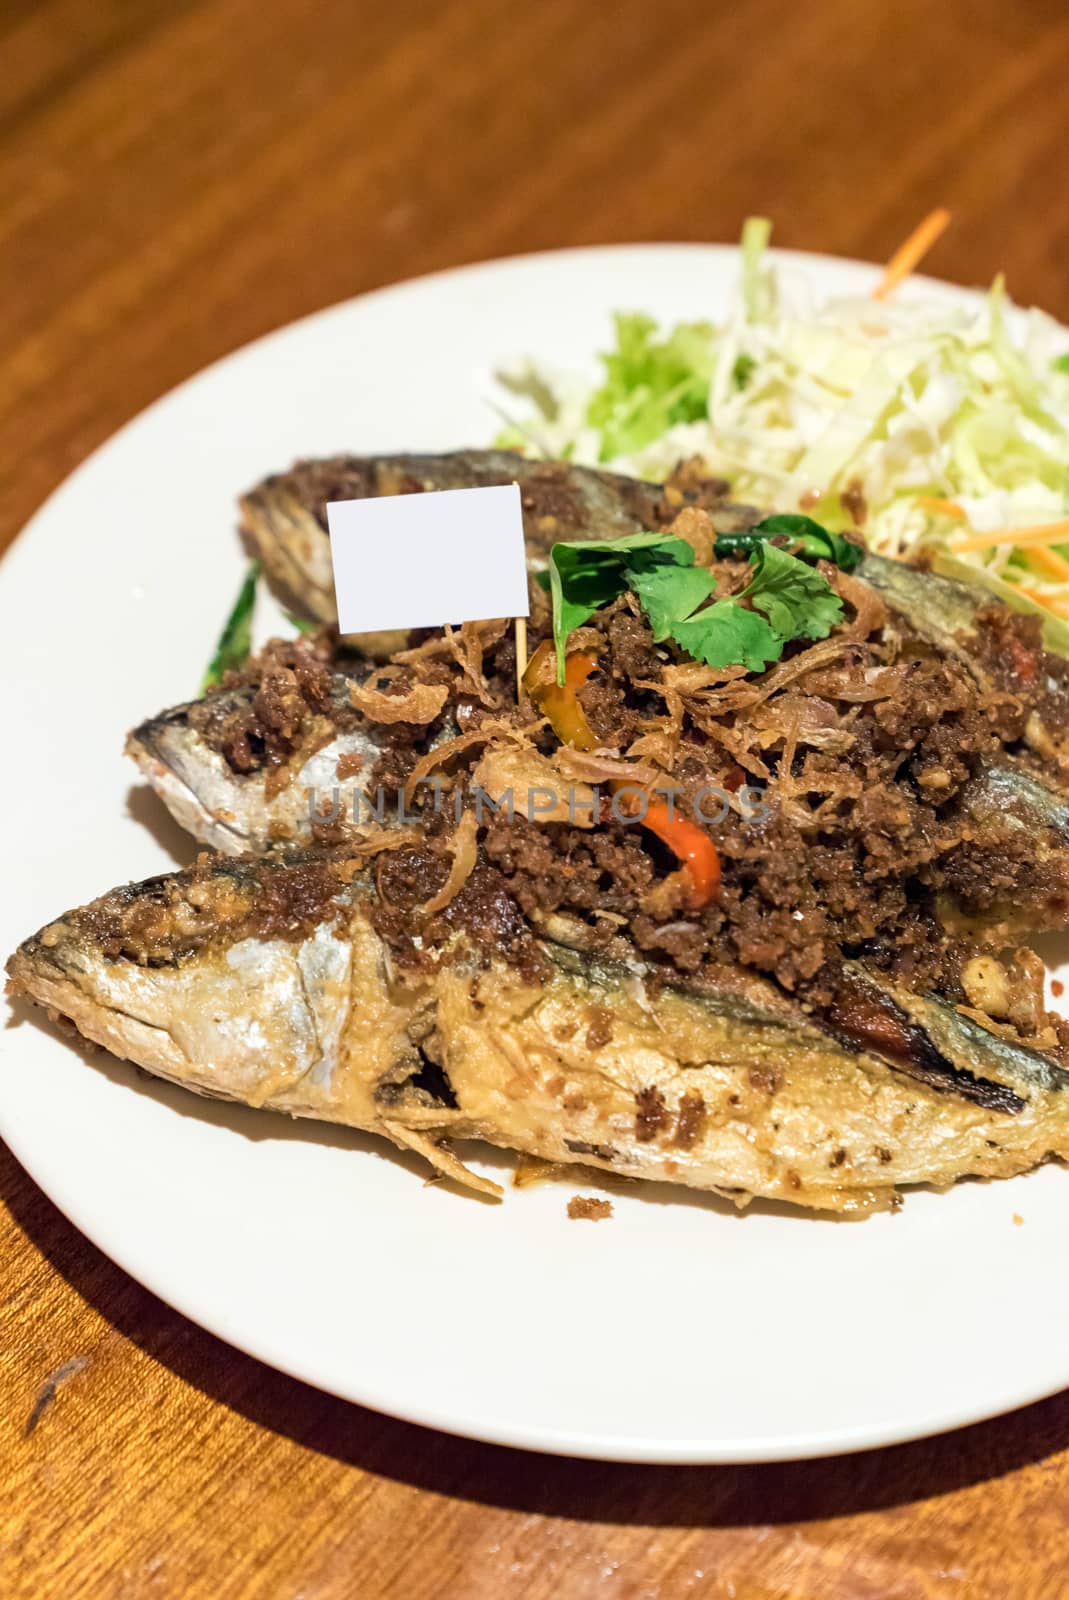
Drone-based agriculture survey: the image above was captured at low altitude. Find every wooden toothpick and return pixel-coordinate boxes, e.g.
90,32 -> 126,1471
514,616 -> 528,700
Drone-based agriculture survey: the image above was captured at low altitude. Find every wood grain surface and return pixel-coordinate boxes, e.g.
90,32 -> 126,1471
4,1 -> 1069,1595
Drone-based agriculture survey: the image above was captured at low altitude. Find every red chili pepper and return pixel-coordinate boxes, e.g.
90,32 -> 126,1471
1005,633 -> 1038,686
640,800 -> 722,911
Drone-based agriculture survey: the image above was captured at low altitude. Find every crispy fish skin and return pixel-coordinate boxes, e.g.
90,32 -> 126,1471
860,552 -> 1069,931
241,457 -> 1012,649
125,651 -> 463,857
857,552 -> 986,652
239,450 -> 751,629
965,762 -> 1069,841
10,856 -> 1069,1214
128,667 -> 1069,927
948,761 -> 1069,933
861,548 -> 1069,684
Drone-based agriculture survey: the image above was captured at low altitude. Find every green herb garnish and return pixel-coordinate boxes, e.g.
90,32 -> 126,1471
1055,353 -> 1069,376
284,611 -> 320,635
585,313 -> 715,460
202,561 -> 259,692
732,539 -> 846,641
713,513 -> 863,572
628,561 -> 718,640
546,528 -> 846,682
652,542 -> 842,672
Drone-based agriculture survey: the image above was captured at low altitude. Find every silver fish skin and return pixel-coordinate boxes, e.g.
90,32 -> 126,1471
828,961 -> 1069,1106
9,856 -> 1069,1215
126,673 -> 385,855
140,464 -> 1069,903
961,761 -> 1069,843
238,449 -> 750,630
238,450 -> 1066,671
857,552 -> 986,649
861,548 -> 1069,673
946,760 -> 1069,934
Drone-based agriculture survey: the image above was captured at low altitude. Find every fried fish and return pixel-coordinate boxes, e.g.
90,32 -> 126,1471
127,533 -> 1069,942
126,643 -> 388,854
19,457 -> 1069,1217
10,852 -> 1069,1214
238,449 -> 752,631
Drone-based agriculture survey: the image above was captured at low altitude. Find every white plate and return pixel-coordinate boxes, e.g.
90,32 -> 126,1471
2,245 -> 1068,1464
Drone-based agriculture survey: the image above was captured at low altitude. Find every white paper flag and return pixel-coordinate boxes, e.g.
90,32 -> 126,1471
327,483 -> 530,636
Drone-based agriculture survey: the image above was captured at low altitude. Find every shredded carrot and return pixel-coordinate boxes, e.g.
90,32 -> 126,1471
1025,545 -> 1069,583
912,496 -> 1069,579
872,209 -> 952,301
917,496 -> 966,519
1004,581 -> 1069,618
950,519 -> 1069,554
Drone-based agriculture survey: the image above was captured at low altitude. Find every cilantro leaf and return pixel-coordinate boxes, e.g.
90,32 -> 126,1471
548,532 -> 696,678
548,547 -> 626,675
669,544 -> 842,669
754,513 -> 864,571
584,531 -> 696,564
546,527 -> 844,683
628,563 -> 716,641
740,540 -> 844,640
672,601 -> 784,672
1054,353 -> 1069,375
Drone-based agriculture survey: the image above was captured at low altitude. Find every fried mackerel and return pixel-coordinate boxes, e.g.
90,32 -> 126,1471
128,538 -> 1069,945
18,504 -> 1069,1212
9,850 -> 1069,1214
238,449 -> 753,640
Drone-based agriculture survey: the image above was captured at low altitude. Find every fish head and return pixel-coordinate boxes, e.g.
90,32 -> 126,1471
6,856 -> 361,1112
126,682 -> 384,855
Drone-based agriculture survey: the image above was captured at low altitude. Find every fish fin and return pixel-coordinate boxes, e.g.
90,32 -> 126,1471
381,1119 -> 503,1199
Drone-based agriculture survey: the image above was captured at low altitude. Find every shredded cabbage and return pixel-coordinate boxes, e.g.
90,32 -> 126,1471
496,220 -> 1069,619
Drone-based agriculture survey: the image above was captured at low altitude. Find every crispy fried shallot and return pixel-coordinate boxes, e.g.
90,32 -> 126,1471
350,680 -> 449,725
403,719 -> 539,804
826,564 -> 888,640
472,746 -> 596,826
420,811 -> 480,913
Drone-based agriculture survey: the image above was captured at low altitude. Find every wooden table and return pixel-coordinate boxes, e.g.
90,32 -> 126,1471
4,1 -> 1069,1594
